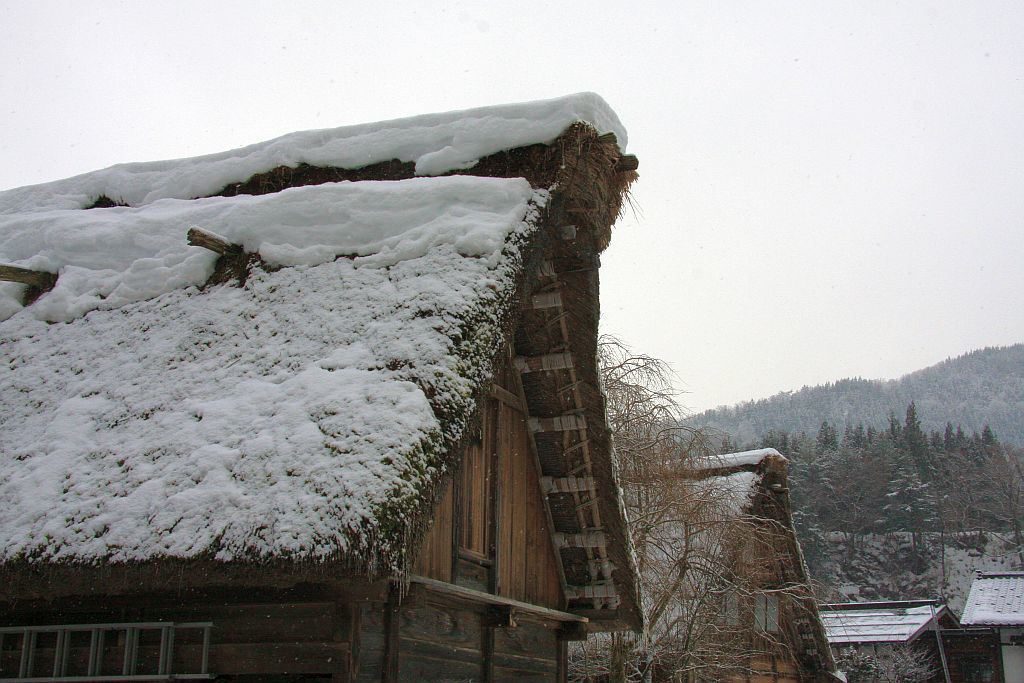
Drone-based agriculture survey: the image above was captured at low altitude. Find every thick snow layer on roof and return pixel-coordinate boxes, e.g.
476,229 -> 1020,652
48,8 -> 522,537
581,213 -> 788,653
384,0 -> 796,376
962,573 -> 1024,625
821,604 -> 940,644
0,92 -> 625,214
0,176 -> 546,566
690,448 -> 785,472
0,176 -> 537,322
700,471 -> 759,518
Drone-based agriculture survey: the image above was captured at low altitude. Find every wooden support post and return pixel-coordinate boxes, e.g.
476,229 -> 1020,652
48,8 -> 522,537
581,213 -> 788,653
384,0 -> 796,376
381,586 -> 401,683
187,227 -> 241,256
616,155 -> 639,172
514,352 -> 574,373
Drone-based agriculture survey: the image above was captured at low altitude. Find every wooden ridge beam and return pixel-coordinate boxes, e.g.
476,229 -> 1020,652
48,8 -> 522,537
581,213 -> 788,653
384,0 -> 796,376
540,476 -> 595,495
514,352 -> 574,373
528,414 -> 586,433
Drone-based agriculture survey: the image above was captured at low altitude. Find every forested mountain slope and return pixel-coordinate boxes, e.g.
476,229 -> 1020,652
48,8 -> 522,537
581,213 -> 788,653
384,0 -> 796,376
689,345 -> 1024,445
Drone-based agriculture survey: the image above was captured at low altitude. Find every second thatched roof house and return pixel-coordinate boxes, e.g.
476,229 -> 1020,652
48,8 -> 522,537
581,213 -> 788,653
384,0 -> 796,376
689,449 -> 839,682
0,93 -> 640,682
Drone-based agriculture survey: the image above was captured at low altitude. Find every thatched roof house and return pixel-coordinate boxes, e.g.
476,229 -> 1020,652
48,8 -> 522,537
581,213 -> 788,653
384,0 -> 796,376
0,93 -> 640,681
690,449 -> 839,682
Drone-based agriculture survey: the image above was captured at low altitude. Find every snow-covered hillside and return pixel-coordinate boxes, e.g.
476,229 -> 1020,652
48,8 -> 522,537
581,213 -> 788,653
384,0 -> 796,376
817,532 -> 1020,615
689,345 -> 1024,445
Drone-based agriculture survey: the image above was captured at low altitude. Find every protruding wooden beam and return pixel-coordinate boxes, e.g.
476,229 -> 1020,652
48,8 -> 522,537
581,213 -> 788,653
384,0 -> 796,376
558,225 -> 577,240
557,622 -> 589,642
529,414 -> 586,433
0,264 -> 57,290
616,155 -> 639,172
553,530 -> 606,549
187,227 -> 241,256
596,132 -> 618,146
514,352 -> 574,373
527,291 -> 562,310
540,476 -> 596,495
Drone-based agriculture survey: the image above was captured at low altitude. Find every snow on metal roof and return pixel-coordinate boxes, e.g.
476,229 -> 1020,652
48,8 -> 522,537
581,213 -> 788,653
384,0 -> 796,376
820,602 -> 944,644
962,572 -> 1024,626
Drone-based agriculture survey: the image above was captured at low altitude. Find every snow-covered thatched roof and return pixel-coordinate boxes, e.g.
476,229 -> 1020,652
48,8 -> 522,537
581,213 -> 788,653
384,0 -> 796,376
0,94 -> 640,622
962,572 -> 1024,626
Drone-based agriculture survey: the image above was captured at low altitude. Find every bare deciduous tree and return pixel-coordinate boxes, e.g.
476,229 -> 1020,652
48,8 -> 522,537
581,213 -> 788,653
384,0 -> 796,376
571,337 -> 804,682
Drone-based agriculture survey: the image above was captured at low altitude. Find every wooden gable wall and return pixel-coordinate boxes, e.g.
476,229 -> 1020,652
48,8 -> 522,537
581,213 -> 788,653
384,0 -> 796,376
413,355 -> 564,611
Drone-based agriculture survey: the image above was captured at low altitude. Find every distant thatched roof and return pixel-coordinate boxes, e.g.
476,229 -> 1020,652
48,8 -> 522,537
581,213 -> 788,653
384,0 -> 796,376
0,94 -> 641,629
694,449 -> 838,675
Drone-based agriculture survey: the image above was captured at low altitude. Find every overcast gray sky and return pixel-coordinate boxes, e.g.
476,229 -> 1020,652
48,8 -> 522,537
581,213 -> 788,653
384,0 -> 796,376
2,1 -> 1022,412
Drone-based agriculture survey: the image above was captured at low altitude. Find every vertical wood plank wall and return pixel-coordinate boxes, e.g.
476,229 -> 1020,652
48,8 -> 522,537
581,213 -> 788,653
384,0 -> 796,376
413,366 -> 563,610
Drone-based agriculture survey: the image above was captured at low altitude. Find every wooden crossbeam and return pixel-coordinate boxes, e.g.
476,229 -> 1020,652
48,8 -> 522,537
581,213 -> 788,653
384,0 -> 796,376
589,558 -> 615,577
540,476 -> 595,495
553,530 -> 606,548
527,291 -> 562,309
0,264 -> 57,290
529,414 -> 586,433
565,583 -> 618,600
514,352 -> 574,373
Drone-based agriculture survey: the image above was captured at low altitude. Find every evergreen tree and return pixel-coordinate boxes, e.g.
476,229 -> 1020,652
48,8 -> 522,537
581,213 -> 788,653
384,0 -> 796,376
902,401 -> 930,477
816,420 -> 838,455
888,411 -> 903,442
982,424 -> 999,447
943,422 -> 956,452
